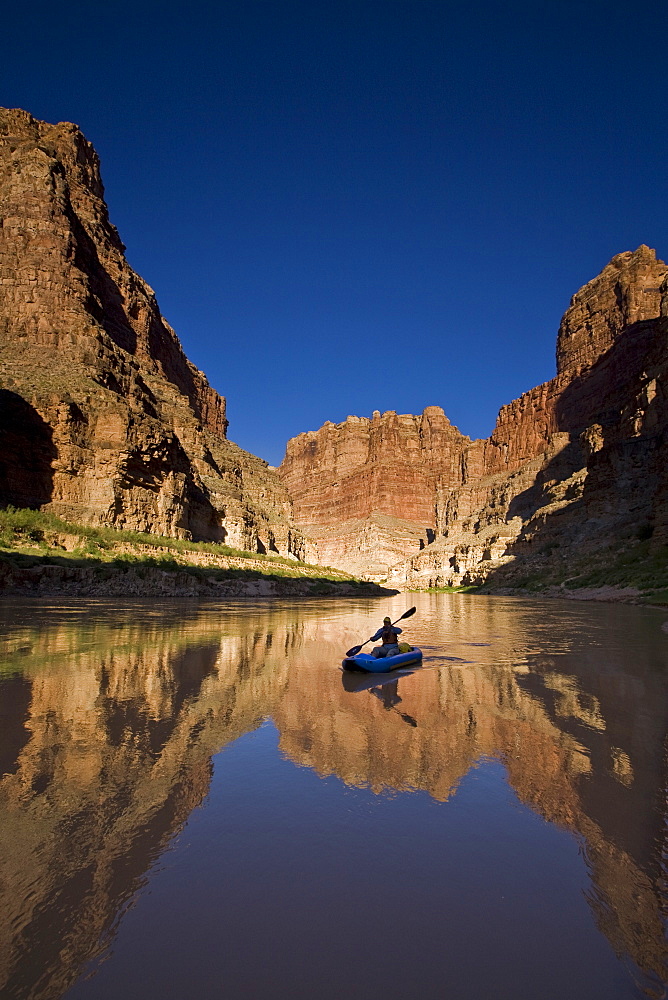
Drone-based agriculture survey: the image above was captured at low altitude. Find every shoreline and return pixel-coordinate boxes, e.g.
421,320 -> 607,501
0,557 -> 396,599
403,583 -> 668,608
2,562 -> 665,605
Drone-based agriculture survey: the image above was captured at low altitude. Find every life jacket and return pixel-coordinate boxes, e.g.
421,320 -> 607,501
381,625 -> 398,645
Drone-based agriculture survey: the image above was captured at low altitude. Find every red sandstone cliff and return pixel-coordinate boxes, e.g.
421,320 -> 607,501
279,406 -> 475,576
279,247 -> 668,583
0,108 -> 303,556
2,106 -> 666,582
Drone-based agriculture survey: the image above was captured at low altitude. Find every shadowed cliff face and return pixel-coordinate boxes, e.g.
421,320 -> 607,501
0,391 -> 56,507
279,247 -> 668,582
0,108 -> 305,557
0,598 -> 666,998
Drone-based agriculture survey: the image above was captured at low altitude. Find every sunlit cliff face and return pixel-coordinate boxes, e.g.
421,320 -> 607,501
0,598 -> 666,997
0,108 -> 306,557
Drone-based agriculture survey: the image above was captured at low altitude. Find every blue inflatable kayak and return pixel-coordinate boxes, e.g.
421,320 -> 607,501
342,647 -> 422,673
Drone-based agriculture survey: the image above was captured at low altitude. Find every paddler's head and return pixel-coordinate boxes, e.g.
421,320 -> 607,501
383,617 -> 391,624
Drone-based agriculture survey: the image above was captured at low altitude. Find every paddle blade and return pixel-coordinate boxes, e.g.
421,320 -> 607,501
397,606 -> 417,621
345,644 -> 363,657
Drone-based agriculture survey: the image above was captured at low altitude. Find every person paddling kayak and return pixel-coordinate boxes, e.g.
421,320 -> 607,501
370,616 -> 403,658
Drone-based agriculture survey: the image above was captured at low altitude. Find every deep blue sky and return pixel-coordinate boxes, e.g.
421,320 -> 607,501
3,1 -> 667,465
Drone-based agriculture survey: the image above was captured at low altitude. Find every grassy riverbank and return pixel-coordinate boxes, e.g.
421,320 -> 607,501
495,538 -> 668,605
0,507 -> 391,597
410,539 -> 668,605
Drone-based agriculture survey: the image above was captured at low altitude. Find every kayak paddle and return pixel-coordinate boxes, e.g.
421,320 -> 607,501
369,687 -> 418,727
345,607 -> 417,657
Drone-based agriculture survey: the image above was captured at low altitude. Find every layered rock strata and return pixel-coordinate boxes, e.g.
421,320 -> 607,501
279,246 -> 668,583
279,406 -> 477,577
0,108 -> 304,556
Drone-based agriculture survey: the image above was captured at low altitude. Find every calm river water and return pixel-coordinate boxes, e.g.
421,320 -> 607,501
0,593 -> 666,1000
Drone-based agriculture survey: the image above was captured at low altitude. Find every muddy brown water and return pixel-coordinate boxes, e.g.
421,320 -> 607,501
0,593 -> 666,999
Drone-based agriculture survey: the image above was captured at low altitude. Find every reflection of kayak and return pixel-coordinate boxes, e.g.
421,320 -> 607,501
341,668 -> 416,693
342,647 -> 423,673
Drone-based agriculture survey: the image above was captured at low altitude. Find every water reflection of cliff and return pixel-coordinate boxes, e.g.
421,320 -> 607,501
0,597 -> 666,997
0,602 -> 309,1000
274,599 -> 668,991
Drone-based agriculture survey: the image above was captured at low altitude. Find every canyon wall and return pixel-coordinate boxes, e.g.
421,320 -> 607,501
2,106 -> 666,581
279,246 -> 668,583
279,405 -> 476,576
0,108 -> 305,557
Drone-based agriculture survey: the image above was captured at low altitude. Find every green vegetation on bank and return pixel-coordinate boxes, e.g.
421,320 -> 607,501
0,506 -> 363,586
404,536 -> 668,605
483,538 -> 668,605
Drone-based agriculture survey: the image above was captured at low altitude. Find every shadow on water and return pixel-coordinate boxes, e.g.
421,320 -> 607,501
0,595 -> 666,999
369,679 -> 418,726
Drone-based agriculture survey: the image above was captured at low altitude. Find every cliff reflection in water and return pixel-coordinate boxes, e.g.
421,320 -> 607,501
0,596 -> 666,998
0,602 -> 302,1000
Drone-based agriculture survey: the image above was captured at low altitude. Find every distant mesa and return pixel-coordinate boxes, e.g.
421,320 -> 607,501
1,107 -> 667,589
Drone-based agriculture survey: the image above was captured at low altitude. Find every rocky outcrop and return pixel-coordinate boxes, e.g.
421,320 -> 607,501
279,247 -> 668,583
0,108 -> 304,557
556,244 -> 667,379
